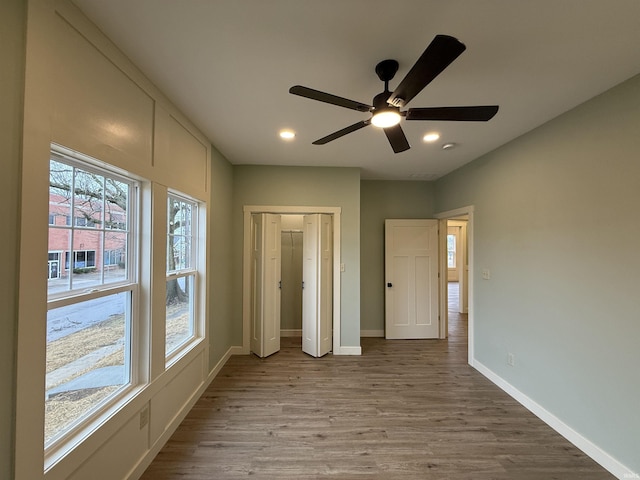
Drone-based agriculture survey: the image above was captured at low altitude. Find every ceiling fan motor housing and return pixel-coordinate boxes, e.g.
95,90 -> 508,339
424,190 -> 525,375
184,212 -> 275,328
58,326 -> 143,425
373,91 -> 393,110
375,59 -> 399,82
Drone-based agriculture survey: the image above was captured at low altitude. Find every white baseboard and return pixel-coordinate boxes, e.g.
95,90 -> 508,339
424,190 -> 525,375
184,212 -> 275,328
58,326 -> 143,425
473,360 -> 636,480
280,329 -> 302,337
360,329 -> 384,337
333,345 -> 361,355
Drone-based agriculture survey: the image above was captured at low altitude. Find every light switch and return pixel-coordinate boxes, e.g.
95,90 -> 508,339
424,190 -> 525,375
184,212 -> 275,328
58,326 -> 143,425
482,268 -> 491,280
340,263 -> 345,272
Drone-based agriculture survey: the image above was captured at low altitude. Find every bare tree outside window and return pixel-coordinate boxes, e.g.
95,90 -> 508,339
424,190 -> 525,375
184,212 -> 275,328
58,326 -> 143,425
166,194 -> 196,356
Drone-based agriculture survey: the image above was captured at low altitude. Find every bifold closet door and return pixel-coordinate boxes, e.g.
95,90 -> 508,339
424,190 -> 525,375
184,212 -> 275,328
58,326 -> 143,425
302,214 -> 333,357
250,213 -> 281,357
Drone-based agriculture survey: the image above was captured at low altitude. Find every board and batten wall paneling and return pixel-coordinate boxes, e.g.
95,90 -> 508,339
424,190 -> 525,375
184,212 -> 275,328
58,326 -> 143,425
65,412 -> 148,480
51,12 -> 154,175
154,105 -> 209,199
149,352 -> 206,443
15,1 -> 217,479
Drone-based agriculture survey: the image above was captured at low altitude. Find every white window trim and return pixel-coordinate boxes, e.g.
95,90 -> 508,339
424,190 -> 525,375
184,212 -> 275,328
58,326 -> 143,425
165,191 -> 204,365
45,147 -> 141,460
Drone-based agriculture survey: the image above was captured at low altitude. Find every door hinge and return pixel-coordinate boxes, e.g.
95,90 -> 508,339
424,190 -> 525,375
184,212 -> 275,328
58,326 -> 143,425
301,281 -> 305,289
278,280 -> 282,289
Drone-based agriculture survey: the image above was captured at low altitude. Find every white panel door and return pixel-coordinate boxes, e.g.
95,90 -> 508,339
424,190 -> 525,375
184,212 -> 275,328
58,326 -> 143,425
302,214 -> 333,357
385,219 -> 439,339
250,213 -> 281,357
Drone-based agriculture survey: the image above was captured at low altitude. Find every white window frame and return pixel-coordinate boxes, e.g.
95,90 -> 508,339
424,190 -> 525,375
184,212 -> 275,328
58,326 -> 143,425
165,191 -> 200,364
447,233 -> 457,269
45,147 -> 140,456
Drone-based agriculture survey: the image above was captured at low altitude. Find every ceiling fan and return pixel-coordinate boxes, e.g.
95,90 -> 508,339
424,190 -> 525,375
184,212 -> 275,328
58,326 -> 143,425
289,34 -> 499,153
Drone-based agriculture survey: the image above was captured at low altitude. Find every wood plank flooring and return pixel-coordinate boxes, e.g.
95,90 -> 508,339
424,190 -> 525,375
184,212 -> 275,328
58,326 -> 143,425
140,284 -> 613,479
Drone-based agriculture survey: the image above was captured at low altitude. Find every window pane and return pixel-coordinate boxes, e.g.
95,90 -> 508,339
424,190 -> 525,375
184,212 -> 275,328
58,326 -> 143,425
447,234 -> 456,268
49,160 -> 73,221
48,229 -> 71,295
447,234 -> 455,251
166,275 -> 193,355
73,168 -> 104,229
104,231 -> 127,283
49,158 -> 131,294
72,230 -> 102,290
167,196 -> 194,272
168,235 -> 192,271
105,177 -> 129,231
45,292 -> 130,445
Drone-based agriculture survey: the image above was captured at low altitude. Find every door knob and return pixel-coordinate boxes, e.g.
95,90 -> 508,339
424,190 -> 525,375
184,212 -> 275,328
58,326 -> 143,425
387,282 -> 393,287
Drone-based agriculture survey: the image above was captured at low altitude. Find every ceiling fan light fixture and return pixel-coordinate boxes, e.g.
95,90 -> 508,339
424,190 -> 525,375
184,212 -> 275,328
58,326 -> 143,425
371,108 -> 401,128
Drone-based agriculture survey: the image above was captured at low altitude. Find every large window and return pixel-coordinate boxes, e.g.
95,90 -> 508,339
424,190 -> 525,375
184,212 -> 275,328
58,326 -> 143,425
166,193 -> 197,358
46,152 -> 137,447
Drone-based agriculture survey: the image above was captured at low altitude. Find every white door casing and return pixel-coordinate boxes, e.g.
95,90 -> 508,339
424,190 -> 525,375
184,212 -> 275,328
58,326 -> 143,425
385,219 -> 439,339
302,214 -> 333,357
250,213 -> 281,357
435,206 -> 474,365
242,205 -> 348,355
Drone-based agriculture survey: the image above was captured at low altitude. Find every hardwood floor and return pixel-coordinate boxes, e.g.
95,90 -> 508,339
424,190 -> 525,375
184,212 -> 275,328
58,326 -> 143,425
140,283 -> 613,479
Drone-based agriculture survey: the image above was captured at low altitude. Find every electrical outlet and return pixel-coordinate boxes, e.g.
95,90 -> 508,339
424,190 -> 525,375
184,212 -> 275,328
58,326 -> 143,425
482,268 -> 491,280
139,404 -> 149,429
340,263 -> 345,272
507,353 -> 515,367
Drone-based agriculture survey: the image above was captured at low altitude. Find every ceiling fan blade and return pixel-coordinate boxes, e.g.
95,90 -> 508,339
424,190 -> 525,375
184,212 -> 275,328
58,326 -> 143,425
387,35 -> 466,108
383,124 -> 410,153
312,120 -> 370,145
290,85 -> 372,112
406,105 -> 499,121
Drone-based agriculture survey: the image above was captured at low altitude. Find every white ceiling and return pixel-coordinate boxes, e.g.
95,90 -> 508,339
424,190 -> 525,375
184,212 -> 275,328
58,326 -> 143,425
72,0 -> 640,180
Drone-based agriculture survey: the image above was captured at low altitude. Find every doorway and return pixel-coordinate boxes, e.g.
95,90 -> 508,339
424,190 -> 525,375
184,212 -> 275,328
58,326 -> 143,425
447,219 -> 468,315
436,206 -> 474,365
242,206 -> 343,356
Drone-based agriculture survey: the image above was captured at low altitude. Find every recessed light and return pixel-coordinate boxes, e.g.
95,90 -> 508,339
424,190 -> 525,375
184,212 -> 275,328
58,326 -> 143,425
279,130 -> 295,140
423,132 -> 440,143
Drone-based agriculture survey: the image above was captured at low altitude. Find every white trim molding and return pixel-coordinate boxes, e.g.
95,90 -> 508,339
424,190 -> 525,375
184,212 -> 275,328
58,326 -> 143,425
334,345 -> 362,356
242,206 -> 345,355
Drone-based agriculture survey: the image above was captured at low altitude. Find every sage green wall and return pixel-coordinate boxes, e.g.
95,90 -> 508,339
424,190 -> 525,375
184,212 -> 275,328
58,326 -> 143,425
360,180 -> 436,333
0,0 -> 25,477
232,165 -> 361,347
435,74 -> 640,473
209,146 -> 235,368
